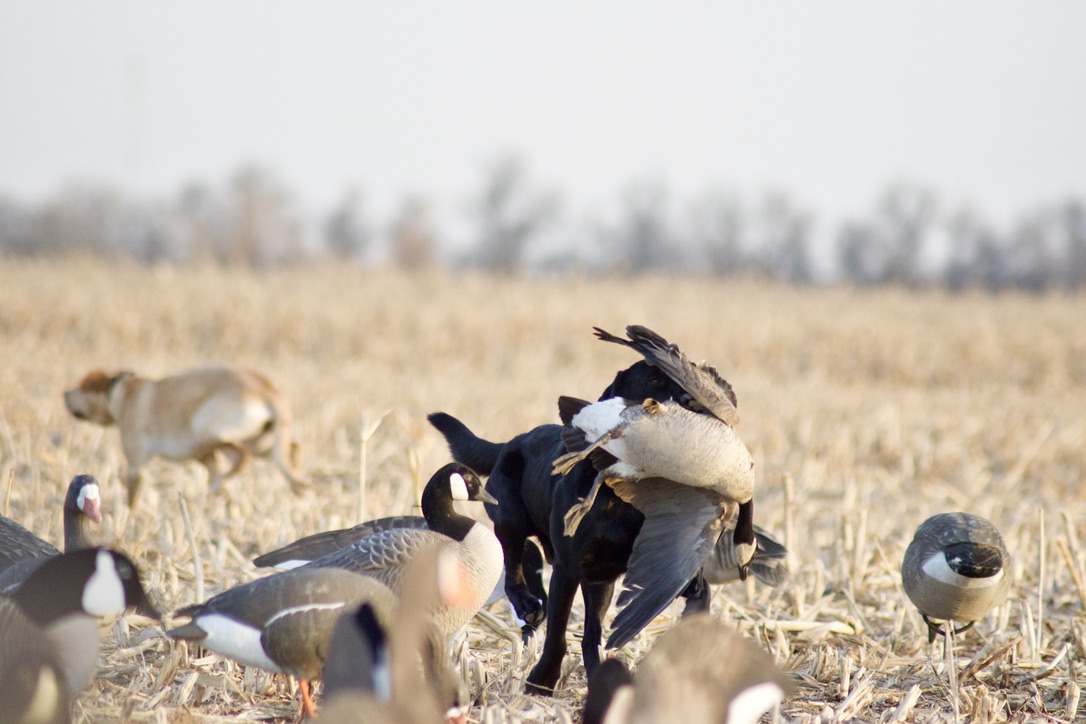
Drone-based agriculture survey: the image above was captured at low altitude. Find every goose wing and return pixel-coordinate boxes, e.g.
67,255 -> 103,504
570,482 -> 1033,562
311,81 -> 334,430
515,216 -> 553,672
0,518 -> 59,572
594,325 -> 740,426
605,478 -> 727,650
253,516 -> 427,569
304,528 -> 449,589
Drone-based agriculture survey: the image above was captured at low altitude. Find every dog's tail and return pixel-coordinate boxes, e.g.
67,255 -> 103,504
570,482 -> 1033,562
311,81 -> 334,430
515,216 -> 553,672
427,412 -> 504,476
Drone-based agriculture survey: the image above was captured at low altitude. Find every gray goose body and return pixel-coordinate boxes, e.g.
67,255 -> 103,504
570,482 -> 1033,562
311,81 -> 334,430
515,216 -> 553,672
0,475 -> 102,590
167,567 -> 398,717
0,597 -> 70,724
555,325 -> 759,650
901,512 -> 1012,641
585,613 -> 793,724
303,463 -> 503,637
252,515 -> 427,570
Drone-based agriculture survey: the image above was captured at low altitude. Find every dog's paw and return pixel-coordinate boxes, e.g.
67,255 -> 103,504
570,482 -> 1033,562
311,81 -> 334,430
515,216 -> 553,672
509,590 -> 545,627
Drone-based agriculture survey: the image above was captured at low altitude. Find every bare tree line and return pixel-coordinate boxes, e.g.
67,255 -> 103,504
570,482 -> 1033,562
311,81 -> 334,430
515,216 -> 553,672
1,158 -> 1083,292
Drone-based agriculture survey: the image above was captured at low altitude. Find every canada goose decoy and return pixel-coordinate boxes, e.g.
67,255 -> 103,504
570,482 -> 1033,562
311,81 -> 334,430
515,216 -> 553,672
584,614 -> 794,724
253,515 -> 428,570
322,549 -> 474,724
302,463 -> 504,637
253,509 -> 549,642
703,525 -> 789,588
166,567 -> 398,718
553,325 -> 758,650
0,475 -> 102,584
0,597 -> 71,724
901,512 -> 1012,643
6,547 -> 160,696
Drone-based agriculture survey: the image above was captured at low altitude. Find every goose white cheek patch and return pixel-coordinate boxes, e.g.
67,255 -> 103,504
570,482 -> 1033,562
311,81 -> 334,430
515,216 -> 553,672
77,483 -> 100,510
726,682 -> 786,724
923,553 -> 1004,588
449,473 -> 470,501
83,550 -> 127,616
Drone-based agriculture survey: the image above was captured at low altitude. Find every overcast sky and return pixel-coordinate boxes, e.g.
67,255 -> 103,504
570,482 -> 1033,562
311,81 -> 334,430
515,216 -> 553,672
2,1 -> 1085,237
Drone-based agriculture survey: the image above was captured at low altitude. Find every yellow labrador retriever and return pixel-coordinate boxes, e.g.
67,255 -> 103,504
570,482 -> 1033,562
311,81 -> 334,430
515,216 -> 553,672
64,364 -> 307,507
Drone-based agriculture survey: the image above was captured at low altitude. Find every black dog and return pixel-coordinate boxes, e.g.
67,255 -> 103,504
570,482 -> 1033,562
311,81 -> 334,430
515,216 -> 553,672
429,360 -> 714,693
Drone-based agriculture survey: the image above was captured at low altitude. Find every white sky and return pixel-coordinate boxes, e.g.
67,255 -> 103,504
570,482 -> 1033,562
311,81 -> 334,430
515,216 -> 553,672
2,1 -> 1085,238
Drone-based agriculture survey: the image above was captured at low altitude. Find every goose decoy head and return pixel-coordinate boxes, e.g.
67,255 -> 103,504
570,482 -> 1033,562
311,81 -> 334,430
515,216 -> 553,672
67,474 -> 103,525
440,463 -> 498,506
15,548 -> 160,622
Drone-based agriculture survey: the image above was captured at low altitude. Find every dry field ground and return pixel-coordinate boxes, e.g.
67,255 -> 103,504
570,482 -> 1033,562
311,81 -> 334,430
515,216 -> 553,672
1,256 -> 1085,723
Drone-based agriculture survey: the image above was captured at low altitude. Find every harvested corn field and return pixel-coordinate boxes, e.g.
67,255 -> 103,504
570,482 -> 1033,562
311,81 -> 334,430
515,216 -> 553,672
1,256 -> 1084,722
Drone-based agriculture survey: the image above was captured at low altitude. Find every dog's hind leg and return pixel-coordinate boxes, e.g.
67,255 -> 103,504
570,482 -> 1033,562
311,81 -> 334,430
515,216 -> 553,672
526,564 -> 581,695
679,571 -> 712,615
580,580 -> 615,675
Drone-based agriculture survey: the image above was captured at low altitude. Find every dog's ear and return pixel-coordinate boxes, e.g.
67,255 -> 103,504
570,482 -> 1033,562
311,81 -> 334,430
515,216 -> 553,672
80,371 -> 116,393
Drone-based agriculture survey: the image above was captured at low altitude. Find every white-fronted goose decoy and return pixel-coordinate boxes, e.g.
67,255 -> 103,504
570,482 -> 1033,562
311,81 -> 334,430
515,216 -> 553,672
584,613 -> 794,724
302,463 -> 503,637
901,512 -> 1012,642
0,597 -> 71,724
0,475 -> 102,588
5,547 -> 160,696
554,325 -> 758,650
322,548 -> 474,724
166,567 -> 398,718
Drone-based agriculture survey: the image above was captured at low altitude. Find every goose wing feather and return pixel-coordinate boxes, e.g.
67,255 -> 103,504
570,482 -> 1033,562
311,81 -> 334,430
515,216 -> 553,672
606,479 -> 727,650
594,325 -> 740,426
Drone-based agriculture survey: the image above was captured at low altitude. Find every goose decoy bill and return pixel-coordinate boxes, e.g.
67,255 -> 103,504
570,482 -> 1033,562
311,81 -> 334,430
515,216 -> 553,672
901,512 -> 1012,643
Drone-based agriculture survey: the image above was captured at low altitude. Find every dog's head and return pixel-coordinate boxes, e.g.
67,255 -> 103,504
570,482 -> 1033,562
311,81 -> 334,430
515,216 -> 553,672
599,360 -> 691,404
64,370 -> 130,426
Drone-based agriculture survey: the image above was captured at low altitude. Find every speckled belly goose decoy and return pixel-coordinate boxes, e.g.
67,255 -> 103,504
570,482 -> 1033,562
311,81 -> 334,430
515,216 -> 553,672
554,325 -> 758,649
584,613 -> 794,724
0,475 -> 102,589
302,462 -> 504,637
166,567 -> 398,718
901,511 -> 1012,642
4,547 -> 160,697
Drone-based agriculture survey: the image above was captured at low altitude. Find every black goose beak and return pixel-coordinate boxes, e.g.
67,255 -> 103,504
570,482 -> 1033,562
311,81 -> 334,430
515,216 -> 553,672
477,487 -> 499,506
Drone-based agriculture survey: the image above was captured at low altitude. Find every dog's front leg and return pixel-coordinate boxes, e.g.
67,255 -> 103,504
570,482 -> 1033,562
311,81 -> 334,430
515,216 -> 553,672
525,564 -> 580,695
494,521 -> 545,628
580,580 -> 615,675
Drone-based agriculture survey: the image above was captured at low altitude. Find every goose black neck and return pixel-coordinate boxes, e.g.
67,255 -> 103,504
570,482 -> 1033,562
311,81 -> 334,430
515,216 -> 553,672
732,499 -> 755,546
421,481 -> 475,542
12,556 -> 91,626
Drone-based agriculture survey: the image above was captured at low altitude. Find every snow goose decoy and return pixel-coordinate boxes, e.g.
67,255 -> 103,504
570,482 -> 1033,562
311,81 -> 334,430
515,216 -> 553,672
5,547 -> 160,696
901,512 -> 1012,642
322,548 -> 475,724
302,462 -> 503,637
584,613 -> 794,724
0,474 -> 102,588
0,596 -> 71,724
553,325 -> 758,649
166,567 -> 398,718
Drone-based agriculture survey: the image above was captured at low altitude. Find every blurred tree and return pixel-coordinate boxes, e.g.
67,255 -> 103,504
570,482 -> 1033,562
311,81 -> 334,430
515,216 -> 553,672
690,189 -> 747,276
752,190 -> 813,284
607,179 -> 682,274
324,187 -> 369,261
836,182 -> 936,286
469,154 -> 558,274
942,208 -> 1006,291
390,196 -> 436,270
226,165 -> 302,267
